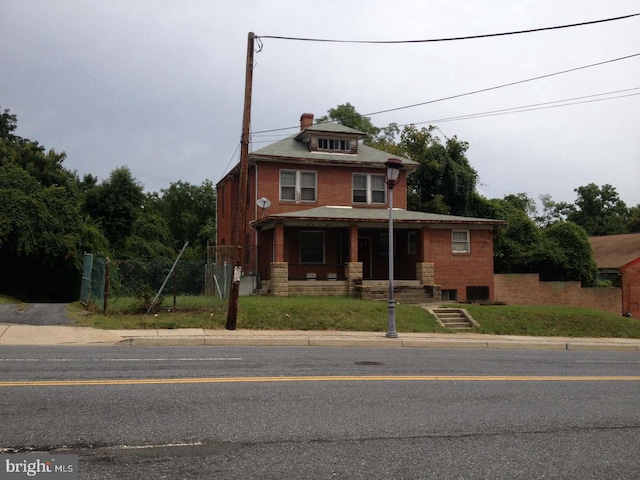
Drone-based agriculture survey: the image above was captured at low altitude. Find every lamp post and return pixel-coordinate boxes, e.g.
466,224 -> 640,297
385,158 -> 403,339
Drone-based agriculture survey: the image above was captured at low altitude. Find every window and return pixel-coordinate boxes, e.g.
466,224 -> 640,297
452,230 -> 470,253
300,231 -> 324,264
318,138 -> 350,152
352,174 -> 386,204
280,170 -> 317,203
408,231 -> 417,255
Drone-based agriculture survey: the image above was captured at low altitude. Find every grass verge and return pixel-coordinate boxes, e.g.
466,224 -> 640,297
69,296 -> 450,333
28,296 -> 640,339
461,304 -> 640,338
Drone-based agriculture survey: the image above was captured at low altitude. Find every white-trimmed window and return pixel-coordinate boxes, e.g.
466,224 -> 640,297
318,138 -> 350,152
352,174 -> 386,204
280,170 -> 317,203
300,231 -> 324,264
452,230 -> 470,253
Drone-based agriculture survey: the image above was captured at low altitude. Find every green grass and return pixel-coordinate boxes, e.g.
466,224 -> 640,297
459,304 -> 640,338
11,294 -> 640,339
0,294 -> 22,305
70,296 -> 449,333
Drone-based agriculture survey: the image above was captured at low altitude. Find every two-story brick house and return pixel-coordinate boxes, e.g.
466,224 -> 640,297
216,113 -> 505,302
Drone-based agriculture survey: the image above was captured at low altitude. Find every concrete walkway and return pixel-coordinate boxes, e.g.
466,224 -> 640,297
1,323 -> 639,351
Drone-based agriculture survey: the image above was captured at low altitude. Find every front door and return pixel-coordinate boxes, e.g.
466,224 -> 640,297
358,237 -> 372,279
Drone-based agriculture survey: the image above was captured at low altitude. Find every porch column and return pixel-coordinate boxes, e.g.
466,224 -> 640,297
417,226 -> 435,285
346,224 -> 362,297
274,222 -> 285,262
345,262 -> 363,297
416,262 -> 435,286
270,262 -> 289,297
420,226 -> 431,262
349,224 -> 359,262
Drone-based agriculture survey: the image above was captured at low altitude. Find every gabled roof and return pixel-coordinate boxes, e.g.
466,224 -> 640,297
252,206 -> 506,230
589,233 -> 640,269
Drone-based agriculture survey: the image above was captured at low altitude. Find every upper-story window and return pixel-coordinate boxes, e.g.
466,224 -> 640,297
280,170 -> 317,203
318,138 -> 351,152
353,173 -> 386,204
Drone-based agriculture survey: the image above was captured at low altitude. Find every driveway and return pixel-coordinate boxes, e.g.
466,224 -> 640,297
0,303 -> 74,325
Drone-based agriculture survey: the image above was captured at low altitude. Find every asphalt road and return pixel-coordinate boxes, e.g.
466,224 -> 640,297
1,346 -> 639,479
0,303 -> 73,325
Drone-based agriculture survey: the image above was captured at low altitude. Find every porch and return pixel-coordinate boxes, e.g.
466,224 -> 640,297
258,274 -> 442,304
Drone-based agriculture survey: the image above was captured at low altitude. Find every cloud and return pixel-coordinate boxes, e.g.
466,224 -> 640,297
1,0 -> 638,207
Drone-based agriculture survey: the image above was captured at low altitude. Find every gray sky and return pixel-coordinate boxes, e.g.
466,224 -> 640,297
2,0 -> 639,208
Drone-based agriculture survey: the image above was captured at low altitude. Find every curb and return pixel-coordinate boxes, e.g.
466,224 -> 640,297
114,336 -> 640,351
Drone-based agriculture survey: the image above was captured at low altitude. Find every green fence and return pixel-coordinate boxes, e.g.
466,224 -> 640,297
80,254 -> 236,312
80,253 -> 107,309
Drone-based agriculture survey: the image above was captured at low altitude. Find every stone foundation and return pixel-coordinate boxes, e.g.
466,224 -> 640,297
270,262 -> 289,297
416,262 -> 435,285
345,262 -> 363,297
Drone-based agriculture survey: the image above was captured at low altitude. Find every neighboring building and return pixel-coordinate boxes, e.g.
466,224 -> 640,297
590,233 -> 640,317
216,113 -> 505,302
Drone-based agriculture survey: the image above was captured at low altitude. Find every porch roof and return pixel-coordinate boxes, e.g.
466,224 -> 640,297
251,206 -> 506,230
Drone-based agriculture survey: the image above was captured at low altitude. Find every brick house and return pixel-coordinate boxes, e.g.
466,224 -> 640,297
590,233 -> 640,317
216,113 -> 505,302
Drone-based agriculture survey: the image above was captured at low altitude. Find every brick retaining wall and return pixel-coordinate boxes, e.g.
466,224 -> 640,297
494,274 -> 622,316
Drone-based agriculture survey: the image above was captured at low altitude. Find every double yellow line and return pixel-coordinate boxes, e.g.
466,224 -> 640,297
1,375 -> 640,387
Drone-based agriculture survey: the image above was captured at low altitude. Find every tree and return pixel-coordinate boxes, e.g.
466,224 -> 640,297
0,109 -> 108,300
399,125 -> 478,216
477,194 -> 541,274
628,205 -> 640,233
316,103 -> 381,145
156,180 -> 216,258
554,184 -> 628,236
83,167 -> 145,252
531,222 -> 599,286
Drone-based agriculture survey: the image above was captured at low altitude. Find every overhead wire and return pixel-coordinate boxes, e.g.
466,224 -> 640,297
252,52 -> 640,135
409,88 -> 640,125
249,87 -> 640,143
257,13 -> 639,44
229,13 -> 640,167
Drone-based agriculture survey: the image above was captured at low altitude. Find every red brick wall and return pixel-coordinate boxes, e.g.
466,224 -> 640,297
425,228 -> 496,302
494,274 -> 622,315
622,260 -> 640,317
253,162 -> 408,217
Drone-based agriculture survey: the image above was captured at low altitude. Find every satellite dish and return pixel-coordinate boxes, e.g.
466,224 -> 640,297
257,197 -> 271,209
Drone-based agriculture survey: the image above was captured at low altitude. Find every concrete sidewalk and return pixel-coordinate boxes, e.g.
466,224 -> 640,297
1,323 -> 639,351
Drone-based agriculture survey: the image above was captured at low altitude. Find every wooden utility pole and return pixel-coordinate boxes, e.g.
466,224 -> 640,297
226,32 -> 255,329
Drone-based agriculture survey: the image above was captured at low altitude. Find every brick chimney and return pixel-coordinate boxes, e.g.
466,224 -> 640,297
300,113 -> 314,131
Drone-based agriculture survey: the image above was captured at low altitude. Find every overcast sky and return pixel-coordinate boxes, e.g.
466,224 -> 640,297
2,1 -> 639,209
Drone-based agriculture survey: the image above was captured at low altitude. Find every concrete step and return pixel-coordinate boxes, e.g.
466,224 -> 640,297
430,308 -> 477,330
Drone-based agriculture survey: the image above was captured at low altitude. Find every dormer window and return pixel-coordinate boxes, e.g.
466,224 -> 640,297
318,138 -> 351,152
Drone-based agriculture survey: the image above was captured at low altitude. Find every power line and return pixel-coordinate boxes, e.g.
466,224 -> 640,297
410,89 -> 640,125
252,52 -> 640,135
258,13 -> 639,44
250,87 -> 640,141
362,53 -> 640,118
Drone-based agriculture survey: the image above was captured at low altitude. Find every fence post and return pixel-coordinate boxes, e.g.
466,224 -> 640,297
103,257 -> 110,315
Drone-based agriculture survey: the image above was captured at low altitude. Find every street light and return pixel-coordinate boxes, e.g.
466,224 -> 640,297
385,158 -> 403,338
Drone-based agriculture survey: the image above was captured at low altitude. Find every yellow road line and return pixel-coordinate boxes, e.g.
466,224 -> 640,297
1,375 -> 639,387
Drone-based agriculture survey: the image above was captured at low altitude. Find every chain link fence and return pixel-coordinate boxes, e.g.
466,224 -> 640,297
80,253 -> 107,309
80,246 -> 259,313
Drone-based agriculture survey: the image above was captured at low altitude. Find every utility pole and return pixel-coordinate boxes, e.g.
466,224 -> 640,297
226,32 -> 255,330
